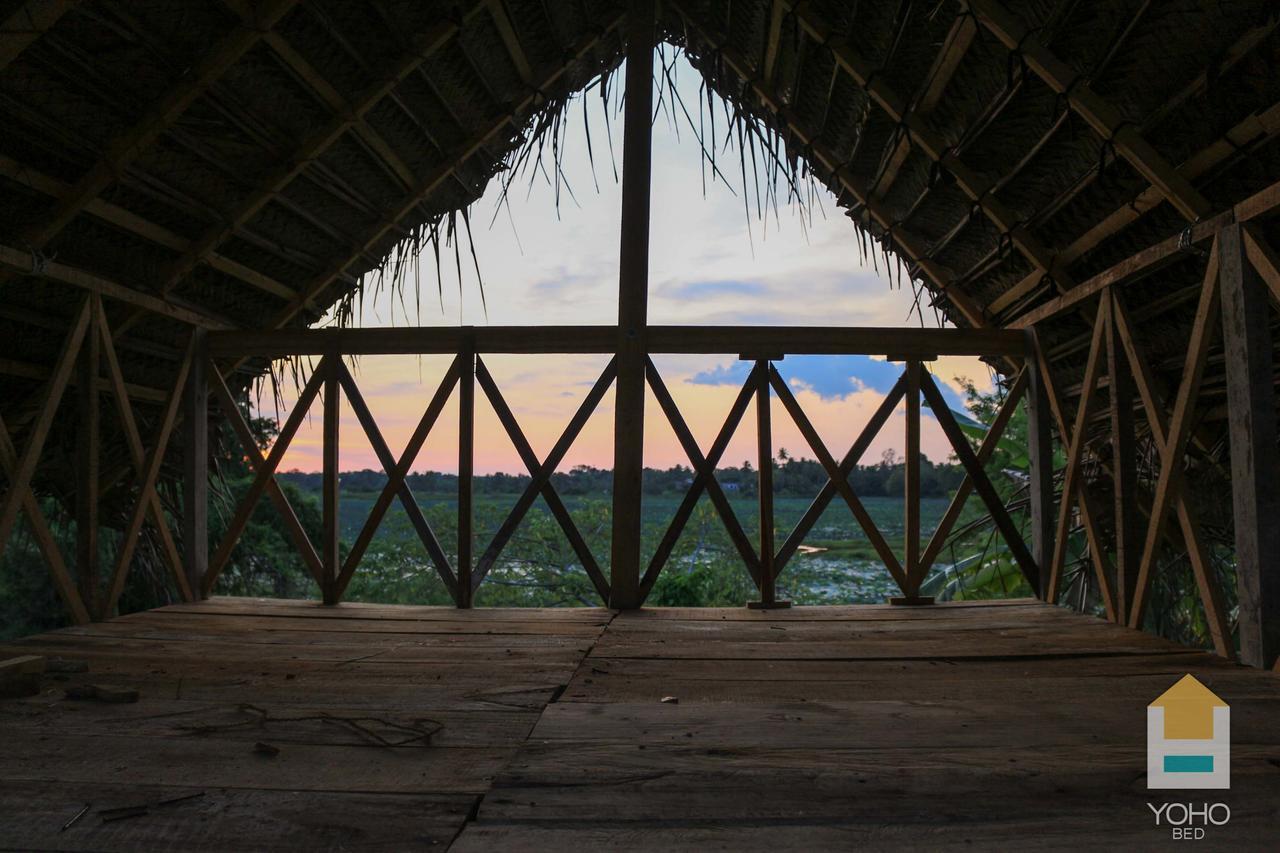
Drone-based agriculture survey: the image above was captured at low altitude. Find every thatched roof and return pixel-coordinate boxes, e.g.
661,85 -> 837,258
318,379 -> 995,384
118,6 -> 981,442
1,0 -> 1278,519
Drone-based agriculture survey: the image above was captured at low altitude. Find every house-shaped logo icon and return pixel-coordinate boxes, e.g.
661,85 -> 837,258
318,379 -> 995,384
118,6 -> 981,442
1147,675 -> 1229,789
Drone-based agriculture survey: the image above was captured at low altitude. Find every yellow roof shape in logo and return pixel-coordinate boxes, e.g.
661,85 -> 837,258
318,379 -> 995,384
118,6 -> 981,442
1149,674 -> 1228,740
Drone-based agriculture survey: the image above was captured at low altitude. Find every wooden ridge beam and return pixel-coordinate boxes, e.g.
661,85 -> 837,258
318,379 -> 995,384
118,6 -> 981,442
656,3 -> 992,327
0,0 -> 77,72
785,1 -> 1077,293
261,13 -> 627,335
966,0 -> 1212,221
9,0 -> 301,261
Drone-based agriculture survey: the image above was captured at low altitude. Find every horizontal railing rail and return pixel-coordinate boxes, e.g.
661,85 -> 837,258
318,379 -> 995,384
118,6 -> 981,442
206,325 -> 1027,358
195,324 -> 1051,609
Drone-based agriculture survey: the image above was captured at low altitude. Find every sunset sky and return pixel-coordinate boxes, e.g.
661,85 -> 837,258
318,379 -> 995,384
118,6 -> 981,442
268,52 -> 995,475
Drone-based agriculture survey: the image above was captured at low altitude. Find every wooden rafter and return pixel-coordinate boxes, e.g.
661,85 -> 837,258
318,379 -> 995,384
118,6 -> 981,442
0,154 -> 309,307
260,13 -> 627,336
783,2 -> 1078,294
7,0 -> 301,268
158,2 -> 486,303
0,243 -> 234,329
761,0 -> 785,87
487,0 -> 533,85
669,3 -> 988,328
992,100 -> 1280,319
967,0 -> 1212,222
0,0 -> 77,72
871,13 -> 976,201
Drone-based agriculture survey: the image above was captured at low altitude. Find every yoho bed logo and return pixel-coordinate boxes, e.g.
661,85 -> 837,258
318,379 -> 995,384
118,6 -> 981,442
1147,674 -> 1229,790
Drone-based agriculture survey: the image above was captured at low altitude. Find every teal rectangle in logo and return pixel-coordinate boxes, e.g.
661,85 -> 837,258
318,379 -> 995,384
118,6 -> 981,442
1164,755 -> 1214,773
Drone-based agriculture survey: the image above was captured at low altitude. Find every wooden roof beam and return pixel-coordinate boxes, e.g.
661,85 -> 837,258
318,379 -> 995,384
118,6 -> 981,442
671,2 -> 987,329
0,243 -> 235,329
761,0 -> 785,87
487,0 -> 534,85
0,0 -> 78,72
966,0 -> 1212,222
156,2 -> 489,303
0,153 -> 314,309
263,13 -> 630,334
871,13 -> 976,201
993,99 -> 1280,319
12,0 -> 301,257
784,2 -> 1076,294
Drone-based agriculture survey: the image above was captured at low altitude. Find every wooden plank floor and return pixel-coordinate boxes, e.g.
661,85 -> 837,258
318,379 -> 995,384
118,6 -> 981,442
1,598 -> 1277,850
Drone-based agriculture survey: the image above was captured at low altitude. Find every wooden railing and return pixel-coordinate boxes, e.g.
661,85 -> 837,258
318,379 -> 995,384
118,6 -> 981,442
194,325 -> 1051,608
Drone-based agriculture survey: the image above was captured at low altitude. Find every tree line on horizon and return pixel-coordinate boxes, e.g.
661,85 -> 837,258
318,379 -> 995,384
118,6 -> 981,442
275,449 -> 967,500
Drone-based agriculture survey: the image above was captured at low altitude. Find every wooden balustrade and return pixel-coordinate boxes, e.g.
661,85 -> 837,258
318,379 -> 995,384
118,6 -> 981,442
193,324 -> 1048,608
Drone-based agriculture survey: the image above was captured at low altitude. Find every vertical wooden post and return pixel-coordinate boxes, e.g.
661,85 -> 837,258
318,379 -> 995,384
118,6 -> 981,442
1104,292 -> 1138,617
321,355 -> 340,605
747,359 -> 789,608
457,338 -> 475,608
183,329 -> 209,601
1219,223 -> 1280,668
609,0 -> 654,610
904,360 -> 921,587
1023,330 -> 1054,601
76,296 -> 102,618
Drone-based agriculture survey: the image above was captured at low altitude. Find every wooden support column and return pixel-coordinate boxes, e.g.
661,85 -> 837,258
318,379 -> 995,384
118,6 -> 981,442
1105,292 -> 1139,617
1219,223 -> 1280,668
748,359 -> 788,609
321,355 -> 340,605
183,329 -> 208,600
1024,331 -> 1055,600
457,336 -> 475,608
76,297 -> 102,618
904,360 -> 922,584
609,0 -> 654,610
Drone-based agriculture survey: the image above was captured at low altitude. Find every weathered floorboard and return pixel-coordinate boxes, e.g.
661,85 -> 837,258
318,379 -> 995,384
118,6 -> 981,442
0,598 -> 1277,851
